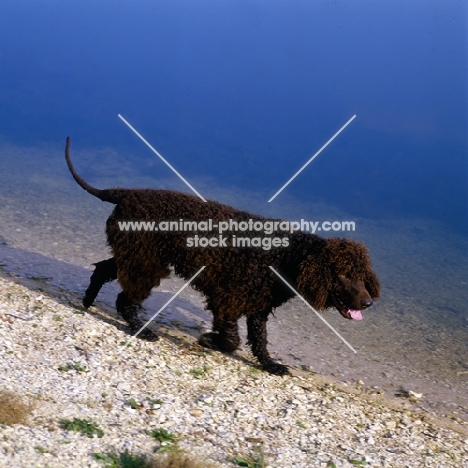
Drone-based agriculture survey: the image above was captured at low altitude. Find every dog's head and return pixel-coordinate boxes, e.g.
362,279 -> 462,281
297,237 -> 380,320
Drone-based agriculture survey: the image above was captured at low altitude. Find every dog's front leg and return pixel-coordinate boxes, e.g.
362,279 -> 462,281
247,311 -> 289,376
198,317 -> 241,352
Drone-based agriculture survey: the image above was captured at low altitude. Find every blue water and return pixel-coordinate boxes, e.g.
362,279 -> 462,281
1,0 -> 466,234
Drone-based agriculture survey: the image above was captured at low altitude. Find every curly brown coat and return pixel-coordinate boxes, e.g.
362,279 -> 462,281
66,138 -> 380,375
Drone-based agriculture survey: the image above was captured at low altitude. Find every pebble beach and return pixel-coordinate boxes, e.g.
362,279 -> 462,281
0,273 -> 467,467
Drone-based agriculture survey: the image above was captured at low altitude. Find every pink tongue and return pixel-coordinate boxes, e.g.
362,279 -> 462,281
349,310 -> 363,321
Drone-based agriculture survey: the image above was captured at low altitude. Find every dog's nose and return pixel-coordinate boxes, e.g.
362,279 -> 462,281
362,298 -> 373,308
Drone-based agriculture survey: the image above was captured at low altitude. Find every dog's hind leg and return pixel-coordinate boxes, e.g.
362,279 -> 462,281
115,264 -> 169,342
83,258 -> 117,308
247,311 -> 290,376
116,291 -> 158,341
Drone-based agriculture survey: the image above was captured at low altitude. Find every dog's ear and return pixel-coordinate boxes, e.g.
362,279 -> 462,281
365,270 -> 380,300
296,253 -> 332,310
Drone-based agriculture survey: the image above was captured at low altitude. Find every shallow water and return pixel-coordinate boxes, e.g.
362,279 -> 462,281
0,143 -> 467,422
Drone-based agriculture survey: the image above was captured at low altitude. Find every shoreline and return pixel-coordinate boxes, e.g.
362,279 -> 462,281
0,152 -> 467,436
0,213 -> 467,425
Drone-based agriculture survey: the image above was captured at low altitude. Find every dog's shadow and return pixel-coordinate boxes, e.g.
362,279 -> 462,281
0,243 -> 214,341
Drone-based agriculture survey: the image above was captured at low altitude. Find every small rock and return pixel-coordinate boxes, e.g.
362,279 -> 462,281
385,421 -> 397,430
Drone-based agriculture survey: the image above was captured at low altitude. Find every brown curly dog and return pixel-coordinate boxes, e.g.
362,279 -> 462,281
65,137 -> 380,375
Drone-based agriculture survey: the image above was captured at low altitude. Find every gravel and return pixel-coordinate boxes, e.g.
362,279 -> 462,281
0,274 -> 467,467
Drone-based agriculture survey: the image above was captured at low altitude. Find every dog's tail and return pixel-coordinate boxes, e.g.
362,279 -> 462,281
65,137 -> 122,204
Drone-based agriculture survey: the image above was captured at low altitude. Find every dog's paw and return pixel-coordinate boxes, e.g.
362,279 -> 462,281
198,332 -> 221,350
82,296 -> 93,308
134,326 -> 159,342
262,361 -> 290,376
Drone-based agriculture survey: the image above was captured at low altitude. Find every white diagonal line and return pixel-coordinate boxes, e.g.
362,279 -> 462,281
268,114 -> 357,202
120,266 -> 206,350
268,266 -> 357,353
118,114 -> 207,202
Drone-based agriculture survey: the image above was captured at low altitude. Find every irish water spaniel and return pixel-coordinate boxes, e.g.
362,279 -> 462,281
65,137 -> 380,375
